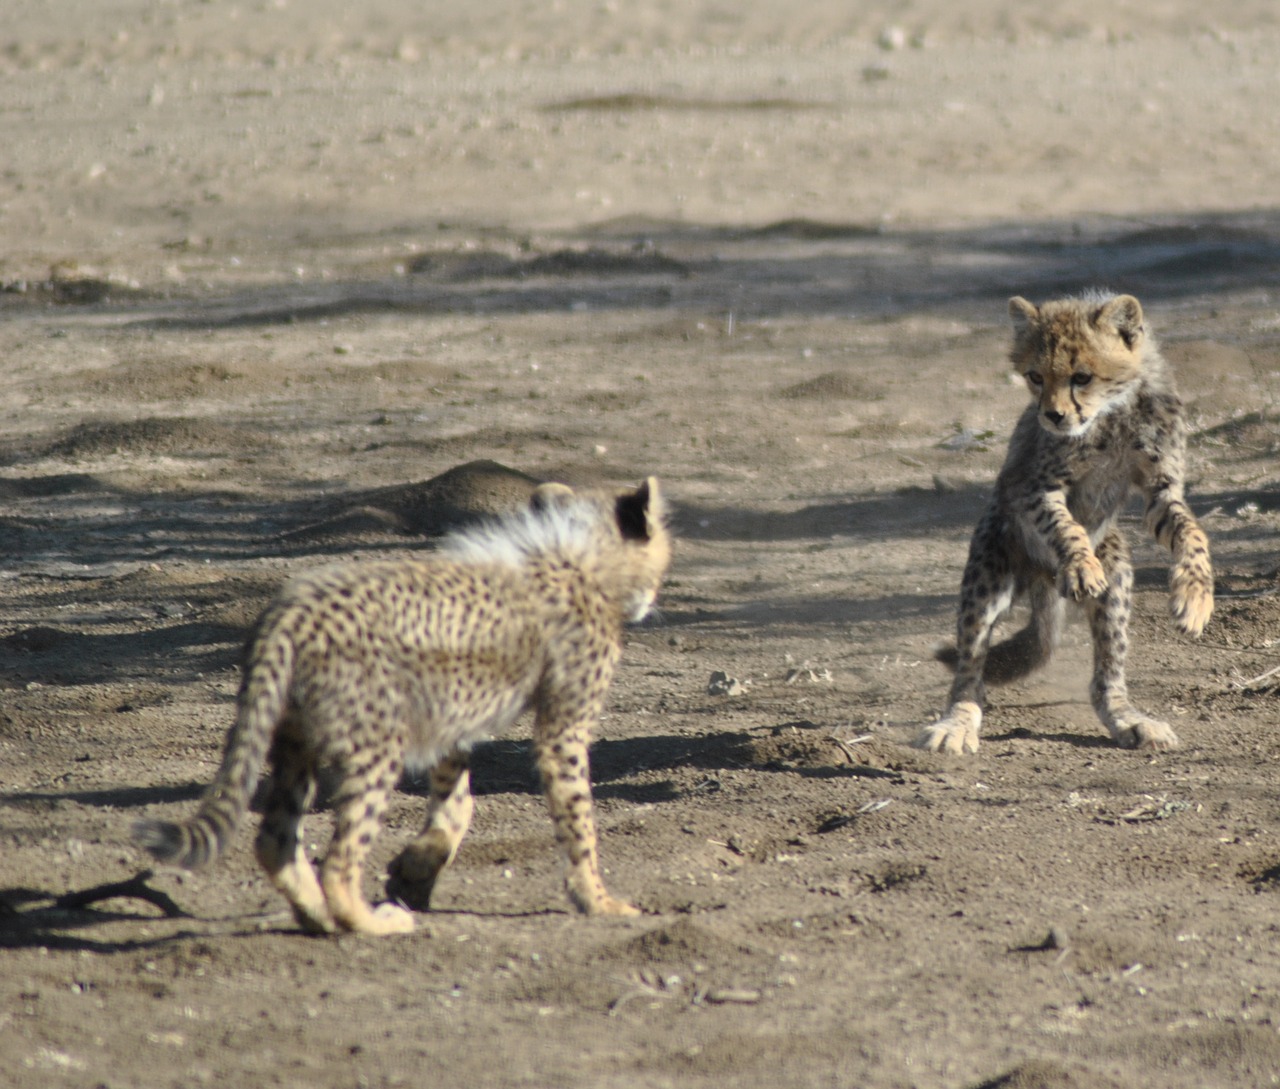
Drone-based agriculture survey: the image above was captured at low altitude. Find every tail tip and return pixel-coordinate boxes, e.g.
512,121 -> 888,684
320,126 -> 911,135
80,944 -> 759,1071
131,818 -> 187,865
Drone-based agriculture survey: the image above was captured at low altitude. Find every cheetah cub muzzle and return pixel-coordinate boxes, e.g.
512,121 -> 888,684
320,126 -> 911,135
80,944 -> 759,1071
135,478 -> 670,935
914,293 -> 1213,756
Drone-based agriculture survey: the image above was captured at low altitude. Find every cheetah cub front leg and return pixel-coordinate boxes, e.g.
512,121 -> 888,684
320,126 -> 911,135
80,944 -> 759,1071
536,715 -> 639,917
1156,502 -> 1215,637
1087,531 -> 1180,751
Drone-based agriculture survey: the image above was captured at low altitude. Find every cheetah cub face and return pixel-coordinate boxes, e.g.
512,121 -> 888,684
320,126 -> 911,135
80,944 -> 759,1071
1009,293 -> 1146,438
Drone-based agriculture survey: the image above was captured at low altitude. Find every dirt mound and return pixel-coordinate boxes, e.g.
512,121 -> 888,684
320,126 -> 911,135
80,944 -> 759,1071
43,417 -> 272,459
409,246 -> 688,281
973,1061 -> 1126,1089
780,371 -> 883,400
283,458 -> 547,544
601,917 -> 760,968
77,360 -> 250,400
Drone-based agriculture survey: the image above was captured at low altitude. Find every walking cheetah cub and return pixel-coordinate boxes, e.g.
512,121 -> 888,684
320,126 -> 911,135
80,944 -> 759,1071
135,478 -> 670,935
914,293 -> 1213,755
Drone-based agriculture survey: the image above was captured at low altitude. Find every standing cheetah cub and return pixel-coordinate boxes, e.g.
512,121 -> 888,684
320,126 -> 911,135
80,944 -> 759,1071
914,293 -> 1213,755
135,478 -> 670,935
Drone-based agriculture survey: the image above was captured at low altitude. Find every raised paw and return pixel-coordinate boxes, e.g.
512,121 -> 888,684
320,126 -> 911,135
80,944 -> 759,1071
1058,551 -> 1108,601
911,701 -> 981,755
1111,715 -> 1180,752
1170,572 -> 1213,637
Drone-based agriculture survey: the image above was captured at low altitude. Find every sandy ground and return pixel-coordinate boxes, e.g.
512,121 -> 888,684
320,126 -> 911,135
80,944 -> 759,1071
4,3 -> 1280,1087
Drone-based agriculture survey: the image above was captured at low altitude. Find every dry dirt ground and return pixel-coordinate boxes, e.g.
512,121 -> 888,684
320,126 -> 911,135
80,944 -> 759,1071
4,4 -> 1280,1088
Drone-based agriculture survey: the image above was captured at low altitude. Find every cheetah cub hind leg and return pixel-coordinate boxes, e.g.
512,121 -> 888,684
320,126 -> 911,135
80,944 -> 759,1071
316,750 -> 417,936
385,754 -> 475,913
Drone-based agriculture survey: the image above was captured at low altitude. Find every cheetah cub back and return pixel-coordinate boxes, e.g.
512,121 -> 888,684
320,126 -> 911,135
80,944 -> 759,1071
914,293 -> 1213,756
135,478 -> 670,935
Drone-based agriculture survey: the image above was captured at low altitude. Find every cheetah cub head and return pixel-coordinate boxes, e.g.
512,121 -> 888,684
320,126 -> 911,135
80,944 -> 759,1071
1008,293 -> 1148,438
527,476 -> 671,624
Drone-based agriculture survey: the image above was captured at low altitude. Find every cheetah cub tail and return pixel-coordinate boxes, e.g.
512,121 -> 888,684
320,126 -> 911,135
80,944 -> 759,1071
133,617 -> 296,869
933,581 -> 1063,685
933,625 -> 1050,685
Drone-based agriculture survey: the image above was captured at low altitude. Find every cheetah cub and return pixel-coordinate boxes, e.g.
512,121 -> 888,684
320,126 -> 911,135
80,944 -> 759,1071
135,478 -> 670,935
914,293 -> 1213,756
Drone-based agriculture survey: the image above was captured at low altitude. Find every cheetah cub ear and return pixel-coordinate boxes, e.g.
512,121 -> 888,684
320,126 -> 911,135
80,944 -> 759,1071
1008,295 -> 1039,330
529,481 -> 576,513
615,477 -> 664,542
1092,293 -> 1145,350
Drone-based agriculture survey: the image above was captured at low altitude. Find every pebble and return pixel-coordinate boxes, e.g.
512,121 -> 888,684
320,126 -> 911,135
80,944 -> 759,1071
704,988 -> 762,1005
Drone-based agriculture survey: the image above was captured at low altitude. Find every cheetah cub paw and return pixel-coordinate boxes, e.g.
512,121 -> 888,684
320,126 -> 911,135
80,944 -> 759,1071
359,902 -> 417,936
1170,569 -> 1214,637
579,894 -> 641,918
1058,551 -> 1108,601
912,701 -> 982,754
599,897 -> 642,917
1110,713 -> 1179,752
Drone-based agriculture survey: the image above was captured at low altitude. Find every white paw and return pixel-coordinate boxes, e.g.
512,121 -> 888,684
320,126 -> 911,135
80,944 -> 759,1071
911,701 -> 982,754
1170,577 -> 1213,637
569,880 -> 643,918
1059,551 -> 1108,600
366,901 -> 417,935
591,896 -> 641,918
1112,715 -> 1179,752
